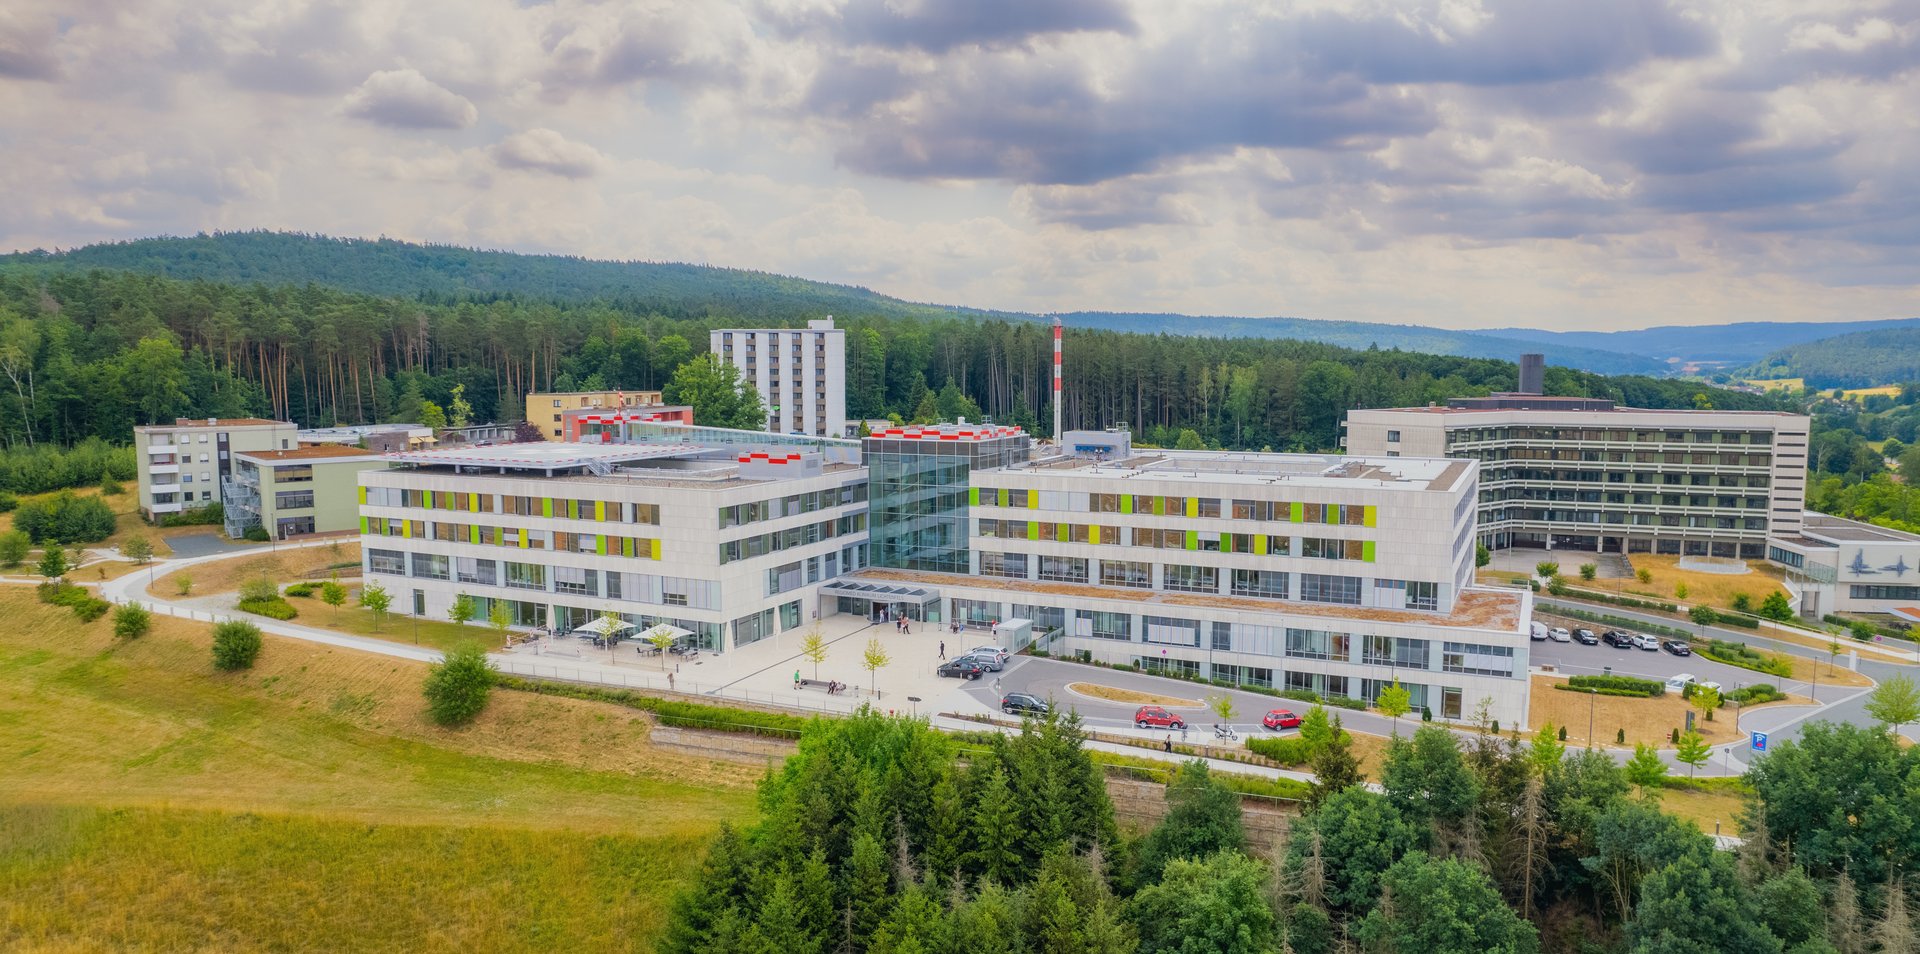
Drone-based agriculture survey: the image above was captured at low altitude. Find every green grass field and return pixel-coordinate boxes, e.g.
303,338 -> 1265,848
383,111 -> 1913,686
0,588 -> 758,951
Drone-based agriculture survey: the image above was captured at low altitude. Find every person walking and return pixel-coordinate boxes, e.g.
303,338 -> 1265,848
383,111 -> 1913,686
794,669 -> 801,689
667,671 -> 675,691
939,640 -> 945,660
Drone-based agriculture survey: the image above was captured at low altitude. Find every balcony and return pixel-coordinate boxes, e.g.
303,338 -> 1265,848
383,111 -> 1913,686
149,461 -> 180,475
147,500 -> 184,514
146,441 -> 176,455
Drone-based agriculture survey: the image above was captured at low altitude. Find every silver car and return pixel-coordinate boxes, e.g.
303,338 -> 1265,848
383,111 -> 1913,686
964,649 -> 1006,671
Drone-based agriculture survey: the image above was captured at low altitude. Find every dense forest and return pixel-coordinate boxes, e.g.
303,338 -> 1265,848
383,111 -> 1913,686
664,706 -> 1915,954
1747,326 -> 1920,388
11,231 -> 1681,373
1804,385 -> 1920,534
0,263 -> 1784,454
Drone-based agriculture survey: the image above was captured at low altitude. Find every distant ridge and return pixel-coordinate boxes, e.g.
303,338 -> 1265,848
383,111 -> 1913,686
1747,326 -> 1920,388
4,230 -> 1895,376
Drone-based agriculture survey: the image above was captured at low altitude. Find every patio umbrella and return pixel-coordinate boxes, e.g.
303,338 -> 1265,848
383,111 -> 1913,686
575,615 -> 635,639
637,622 -> 692,644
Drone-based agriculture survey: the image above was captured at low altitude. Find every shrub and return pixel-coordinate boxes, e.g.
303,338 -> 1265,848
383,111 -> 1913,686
1561,674 -> 1665,697
112,603 -> 151,639
1675,582 -> 1689,600
283,582 -> 316,598
1246,729 -> 1354,766
0,491 -> 16,513
238,577 -> 279,603
1697,639 -> 1793,678
1536,561 -> 1560,579
99,474 -> 123,496
237,598 -> 297,620
13,491 -> 117,543
0,529 -> 27,567
71,597 -> 111,622
423,643 -> 496,727
1579,563 -> 1597,581
1724,684 -> 1786,706
173,574 -> 194,596
160,502 -> 224,527
243,526 -> 271,542
1636,568 -> 1652,584
1731,593 -> 1753,613
37,581 -> 86,606
211,620 -> 263,670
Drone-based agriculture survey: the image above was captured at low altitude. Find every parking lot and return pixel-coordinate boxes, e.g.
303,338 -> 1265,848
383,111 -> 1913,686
1530,621 -> 1809,694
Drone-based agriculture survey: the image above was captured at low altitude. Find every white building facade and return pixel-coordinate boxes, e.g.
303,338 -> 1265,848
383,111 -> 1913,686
135,417 -> 297,521
710,318 -> 847,439
832,431 -> 1534,727
357,443 -> 869,652
1346,399 -> 1810,560
1769,512 -> 1920,619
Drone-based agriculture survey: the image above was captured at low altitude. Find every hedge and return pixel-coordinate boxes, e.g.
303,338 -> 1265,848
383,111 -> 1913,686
1560,587 -> 1679,613
1246,730 -> 1354,766
493,675 -> 812,738
237,597 -> 298,620
1724,684 -> 1785,705
1715,613 -> 1762,630
1696,639 -> 1793,679
283,582 -> 316,598
1089,749 -> 1311,801
1563,674 -> 1665,697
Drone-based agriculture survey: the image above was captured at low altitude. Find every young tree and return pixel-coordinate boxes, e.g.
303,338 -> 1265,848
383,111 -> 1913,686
1534,561 -> 1559,580
1676,581 -> 1690,600
1689,604 -> 1718,636
112,602 -> 151,640
1298,704 -> 1335,753
121,534 -> 154,565
1207,693 -> 1237,728
1624,742 -> 1669,797
487,598 -> 512,641
1675,731 -> 1710,777
359,581 -> 392,631
1476,542 -> 1490,568
447,383 -> 473,428
174,573 -> 194,596
320,578 -> 347,619
1850,620 -> 1876,642
648,623 -> 678,667
1637,567 -> 1653,584
211,620 -> 263,670
1759,590 -> 1795,621
861,637 -> 890,696
800,624 -> 828,680
0,529 -> 27,567
663,354 -> 767,430
1132,761 -> 1246,884
1628,853 -> 1776,954
1732,592 -> 1754,613
36,542 -> 66,582
1528,722 -> 1564,777
1130,851 -> 1270,954
1691,683 -> 1722,724
1867,674 -> 1920,739
1376,679 -> 1412,734
1578,562 -> 1597,582
423,642 -> 495,726
447,593 -> 476,625
1306,715 -> 1364,809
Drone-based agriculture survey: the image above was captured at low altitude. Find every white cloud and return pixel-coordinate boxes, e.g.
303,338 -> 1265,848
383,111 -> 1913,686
341,68 -> 478,129
490,128 -> 607,178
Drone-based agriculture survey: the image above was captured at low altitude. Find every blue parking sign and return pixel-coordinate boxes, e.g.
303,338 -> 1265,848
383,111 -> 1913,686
1751,731 -> 1768,752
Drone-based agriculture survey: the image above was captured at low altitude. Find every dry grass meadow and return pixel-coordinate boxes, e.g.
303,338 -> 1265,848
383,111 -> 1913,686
0,586 -> 759,952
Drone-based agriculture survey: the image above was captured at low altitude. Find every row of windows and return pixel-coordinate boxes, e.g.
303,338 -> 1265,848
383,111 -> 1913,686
977,519 -> 1376,561
1852,585 -> 1920,600
718,513 -> 866,564
364,517 -> 661,560
363,486 -> 662,525
974,488 -> 1375,526
1447,427 -> 1777,445
1062,617 -> 1515,680
366,548 -> 722,608
718,483 -> 867,528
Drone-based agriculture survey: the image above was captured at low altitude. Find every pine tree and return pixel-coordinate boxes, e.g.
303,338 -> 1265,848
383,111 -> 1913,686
844,832 -> 893,951
968,765 -> 1022,884
1505,777 -> 1548,920
1307,716 -> 1364,810
1735,802 -> 1772,884
1300,831 -> 1328,910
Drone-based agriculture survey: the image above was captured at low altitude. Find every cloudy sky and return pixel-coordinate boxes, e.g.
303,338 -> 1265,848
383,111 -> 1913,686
2,0 -> 1917,330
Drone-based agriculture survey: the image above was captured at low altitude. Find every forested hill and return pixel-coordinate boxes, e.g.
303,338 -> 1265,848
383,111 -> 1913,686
0,267 -> 1782,455
7,231 -> 1666,373
1747,326 -> 1920,388
1483,316 -> 1920,365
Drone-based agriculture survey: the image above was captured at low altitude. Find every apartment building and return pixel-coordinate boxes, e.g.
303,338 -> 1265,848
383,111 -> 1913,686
224,445 -> 388,539
1346,396 -> 1809,560
710,318 -> 847,439
135,418 -> 297,521
357,441 -> 869,652
526,390 -> 666,440
829,426 -> 1532,726
1769,513 -> 1920,619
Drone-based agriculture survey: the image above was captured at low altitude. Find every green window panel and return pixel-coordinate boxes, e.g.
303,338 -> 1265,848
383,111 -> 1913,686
469,525 -> 479,545
969,487 -> 980,506
1153,497 -> 1166,516
596,535 -> 607,556
1120,495 -> 1133,515
622,538 -> 635,558
1219,532 -> 1232,552
998,488 -> 1008,507
1290,502 -> 1304,522
542,498 -> 554,518
1185,530 -> 1199,550
358,516 -> 368,534
1362,541 -> 1376,563
1057,523 -> 1069,542
1027,521 -> 1039,541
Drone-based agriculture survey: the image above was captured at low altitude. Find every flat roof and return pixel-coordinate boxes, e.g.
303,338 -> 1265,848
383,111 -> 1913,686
1000,450 -> 1469,493
138,418 -> 290,430
1801,512 -> 1920,544
849,568 -> 1523,631
383,442 -> 705,471
237,445 -> 384,463
1350,405 -> 1803,419
865,424 -> 1028,442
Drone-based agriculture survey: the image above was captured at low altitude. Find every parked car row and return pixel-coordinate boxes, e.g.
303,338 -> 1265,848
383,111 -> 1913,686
1536,622 -> 1679,653
936,645 -> 1013,680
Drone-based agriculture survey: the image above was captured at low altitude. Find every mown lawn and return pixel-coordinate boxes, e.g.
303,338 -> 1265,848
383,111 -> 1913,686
0,588 -> 758,951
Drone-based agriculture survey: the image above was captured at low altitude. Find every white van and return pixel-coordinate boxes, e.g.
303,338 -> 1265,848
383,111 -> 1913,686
1529,622 -> 1549,641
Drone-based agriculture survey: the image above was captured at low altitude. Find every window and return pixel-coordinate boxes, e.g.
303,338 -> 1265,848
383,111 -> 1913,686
455,557 -> 497,586
409,552 -> 449,580
1362,634 -> 1430,669
1285,628 -> 1351,661
979,552 -> 1029,579
1387,430 -> 1400,442
1161,564 -> 1217,594
1852,585 -> 1920,600
1074,610 -> 1132,641
1211,621 -> 1232,652
1143,616 -> 1200,646
1039,556 -> 1089,583
1230,569 -> 1288,599
274,490 -> 314,509
1441,687 -> 1463,720
553,567 -> 599,596
1299,573 -> 1362,605
505,562 -> 546,590
767,560 -> 806,596
1442,642 -> 1514,677
367,548 -> 406,575
1196,498 -> 1221,518
1301,537 -> 1365,560
1099,560 -> 1151,588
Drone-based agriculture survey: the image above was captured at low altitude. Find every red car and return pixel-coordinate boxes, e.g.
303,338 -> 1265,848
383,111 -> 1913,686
1134,705 -> 1187,730
1262,709 -> 1302,731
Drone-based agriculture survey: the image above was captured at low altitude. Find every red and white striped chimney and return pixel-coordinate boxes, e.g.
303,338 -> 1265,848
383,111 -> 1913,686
1052,316 -> 1063,440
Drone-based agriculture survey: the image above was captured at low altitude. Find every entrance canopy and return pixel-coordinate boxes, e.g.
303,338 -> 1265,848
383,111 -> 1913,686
820,580 -> 940,602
